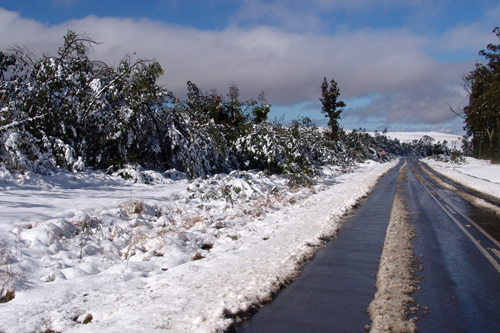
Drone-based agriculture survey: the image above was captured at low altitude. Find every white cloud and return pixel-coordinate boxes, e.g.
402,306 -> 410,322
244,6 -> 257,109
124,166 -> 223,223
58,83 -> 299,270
435,23 -> 497,54
0,9 -> 62,55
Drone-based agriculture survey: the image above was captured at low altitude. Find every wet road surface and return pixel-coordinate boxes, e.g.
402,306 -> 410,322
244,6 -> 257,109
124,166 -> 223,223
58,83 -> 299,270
408,160 -> 500,332
237,160 -> 403,332
236,159 -> 500,332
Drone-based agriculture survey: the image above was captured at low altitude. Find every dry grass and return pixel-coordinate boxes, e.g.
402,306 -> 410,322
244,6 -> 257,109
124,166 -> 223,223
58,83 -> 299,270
0,288 -> 15,303
119,200 -> 145,215
191,251 -> 204,261
182,215 -> 207,230
242,208 -> 262,218
156,226 -> 175,237
248,193 -> 288,211
123,230 -> 148,260
0,243 -> 15,303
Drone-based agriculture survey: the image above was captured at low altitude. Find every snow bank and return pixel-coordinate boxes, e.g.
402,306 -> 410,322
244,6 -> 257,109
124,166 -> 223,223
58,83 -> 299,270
0,160 -> 397,332
423,157 -> 500,199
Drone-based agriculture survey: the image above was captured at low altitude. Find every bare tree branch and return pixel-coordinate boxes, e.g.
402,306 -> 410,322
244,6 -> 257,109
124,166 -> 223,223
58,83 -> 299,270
7,45 -> 38,67
445,102 -> 466,119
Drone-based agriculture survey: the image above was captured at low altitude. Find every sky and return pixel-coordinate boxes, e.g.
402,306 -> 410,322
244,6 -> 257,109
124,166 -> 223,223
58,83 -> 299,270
1,1 -> 499,134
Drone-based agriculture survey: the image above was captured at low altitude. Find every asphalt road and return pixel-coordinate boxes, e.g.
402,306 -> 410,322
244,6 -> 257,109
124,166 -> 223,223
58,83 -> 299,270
236,158 -> 500,332
237,159 -> 403,332
408,160 -> 500,332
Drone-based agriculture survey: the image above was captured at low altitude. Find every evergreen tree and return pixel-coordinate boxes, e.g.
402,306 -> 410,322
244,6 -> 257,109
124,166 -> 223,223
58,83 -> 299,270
463,27 -> 500,161
250,91 -> 271,124
319,77 -> 346,141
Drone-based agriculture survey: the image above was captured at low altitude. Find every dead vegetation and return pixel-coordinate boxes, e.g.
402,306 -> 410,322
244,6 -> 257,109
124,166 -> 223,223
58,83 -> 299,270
0,243 -> 15,303
119,200 -> 145,215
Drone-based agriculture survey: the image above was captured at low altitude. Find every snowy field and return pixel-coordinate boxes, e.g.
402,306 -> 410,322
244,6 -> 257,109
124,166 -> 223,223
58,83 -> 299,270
1,130 -> 497,333
0,160 -> 398,332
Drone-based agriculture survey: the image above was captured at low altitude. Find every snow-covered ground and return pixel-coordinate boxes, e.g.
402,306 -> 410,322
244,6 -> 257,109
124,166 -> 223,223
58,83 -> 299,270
0,161 -> 398,333
423,157 -> 500,200
1,127 -> 497,333
386,131 -> 500,198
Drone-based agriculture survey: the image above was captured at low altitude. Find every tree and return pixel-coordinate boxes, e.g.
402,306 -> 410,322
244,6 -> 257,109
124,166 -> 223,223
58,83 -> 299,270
114,56 -> 170,169
319,77 -> 346,140
463,27 -> 500,161
0,31 -> 177,171
0,31 -> 100,172
245,91 -> 270,124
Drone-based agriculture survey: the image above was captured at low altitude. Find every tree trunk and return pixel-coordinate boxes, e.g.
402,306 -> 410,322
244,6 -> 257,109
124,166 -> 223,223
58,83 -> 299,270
486,128 -> 494,161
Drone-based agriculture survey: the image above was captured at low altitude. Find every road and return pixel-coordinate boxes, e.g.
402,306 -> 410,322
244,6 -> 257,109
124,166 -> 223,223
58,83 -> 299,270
409,160 -> 500,332
236,159 -> 500,332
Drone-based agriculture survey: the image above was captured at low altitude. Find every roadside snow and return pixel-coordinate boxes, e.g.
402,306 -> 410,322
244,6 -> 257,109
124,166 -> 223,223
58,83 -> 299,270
423,157 -> 500,199
0,161 -> 397,333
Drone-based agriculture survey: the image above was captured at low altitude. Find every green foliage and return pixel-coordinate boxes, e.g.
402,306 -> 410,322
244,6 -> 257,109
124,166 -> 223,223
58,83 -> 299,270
118,171 -> 133,181
450,152 -> 466,164
319,77 -> 346,141
233,186 -> 242,194
461,135 -> 473,156
250,91 -> 271,124
0,31 -> 180,173
288,173 -> 313,188
463,27 -> 500,162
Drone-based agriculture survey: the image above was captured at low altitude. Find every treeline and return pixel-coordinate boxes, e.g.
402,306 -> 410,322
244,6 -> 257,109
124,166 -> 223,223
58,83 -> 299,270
463,27 -> 500,162
1,31 -> 451,180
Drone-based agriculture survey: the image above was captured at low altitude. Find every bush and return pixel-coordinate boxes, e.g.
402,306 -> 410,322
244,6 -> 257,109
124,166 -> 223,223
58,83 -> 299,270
2,31 -> 458,181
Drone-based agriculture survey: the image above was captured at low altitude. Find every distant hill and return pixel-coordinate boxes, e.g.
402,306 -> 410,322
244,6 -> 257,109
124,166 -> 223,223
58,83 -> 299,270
384,132 -> 463,150
342,130 -> 464,150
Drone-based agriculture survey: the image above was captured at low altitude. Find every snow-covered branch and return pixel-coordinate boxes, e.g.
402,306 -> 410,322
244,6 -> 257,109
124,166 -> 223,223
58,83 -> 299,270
0,115 -> 44,132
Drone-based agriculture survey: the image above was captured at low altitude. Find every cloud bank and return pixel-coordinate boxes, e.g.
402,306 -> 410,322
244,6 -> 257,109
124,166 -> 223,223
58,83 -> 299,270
0,6 -> 497,132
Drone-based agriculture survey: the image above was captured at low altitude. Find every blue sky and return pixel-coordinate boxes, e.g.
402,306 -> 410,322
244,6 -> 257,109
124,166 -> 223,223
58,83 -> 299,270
1,0 -> 500,133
